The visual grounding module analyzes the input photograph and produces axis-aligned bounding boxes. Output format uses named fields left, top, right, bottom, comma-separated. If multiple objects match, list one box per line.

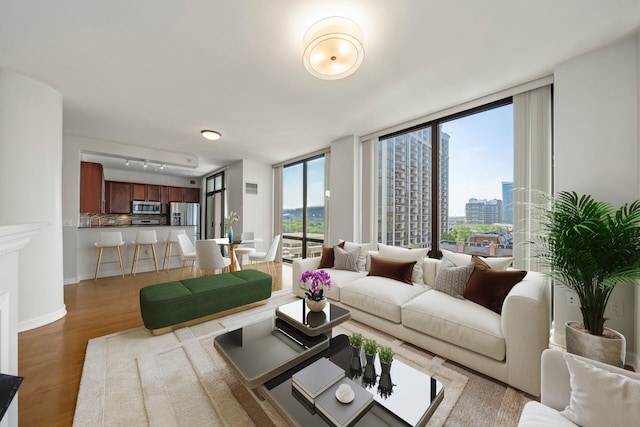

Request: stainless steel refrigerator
left=169, top=203, right=200, bottom=237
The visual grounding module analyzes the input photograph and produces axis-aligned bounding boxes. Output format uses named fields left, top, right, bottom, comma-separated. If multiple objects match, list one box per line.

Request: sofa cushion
left=560, top=353, right=640, bottom=427
left=518, top=402, right=578, bottom=427
left=434, top=258, right=474, bottom=299
left=464, top=256, right=527, bottom=314
left=378, top=243, right=429, bottom=285
left=368, top=255, right=415, bottom=285
left=402, top=290, right=506, bottom=361
left=340, top=276, right=427, bottom=323
left=441, top=249, right=513, bottom=270
left=333, top=245, right=360, bottom=272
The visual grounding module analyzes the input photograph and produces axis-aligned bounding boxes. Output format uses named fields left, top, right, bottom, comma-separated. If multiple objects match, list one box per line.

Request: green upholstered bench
left=139, top=269, right=272, bottom=335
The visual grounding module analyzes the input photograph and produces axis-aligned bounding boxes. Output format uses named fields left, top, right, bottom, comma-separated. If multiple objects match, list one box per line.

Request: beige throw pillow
left=341, top=241, right=372, bottom=272
left=560, top=353, right=640, bottom=427
left=434, top=258, right=474, bottom=299
left=441, top=248, right=513, bottom=270
left=333, top=245, right=360, bottom=272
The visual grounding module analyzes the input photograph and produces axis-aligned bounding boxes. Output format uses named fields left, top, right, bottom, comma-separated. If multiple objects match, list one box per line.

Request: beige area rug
left=73, top=290, right=531, bottom=426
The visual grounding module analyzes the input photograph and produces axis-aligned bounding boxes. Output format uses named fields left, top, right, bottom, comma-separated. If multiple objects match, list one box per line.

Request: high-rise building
left=377, top=129, right=449, bottom=248
left=502, top=181, right=513, bottom=224
left=465, top=198, right=503, bottom=224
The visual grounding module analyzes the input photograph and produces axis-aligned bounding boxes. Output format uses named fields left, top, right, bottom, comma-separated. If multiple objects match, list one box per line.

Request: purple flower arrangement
left=301, top=269, right=331, bottom=301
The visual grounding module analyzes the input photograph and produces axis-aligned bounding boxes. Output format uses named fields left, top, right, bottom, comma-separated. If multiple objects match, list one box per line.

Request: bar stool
left=94, top=231, right=125, bottom=281
left=131, top=230, right=159, bottom=277
left=162, top=229, right=186, bottom=271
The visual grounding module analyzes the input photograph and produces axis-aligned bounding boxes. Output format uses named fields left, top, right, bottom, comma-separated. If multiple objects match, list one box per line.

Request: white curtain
left=512, top=85, right=553, bottom=271
left=361, top=138, right=378, bottom=244
left=273, top=165, right=283, bottom=261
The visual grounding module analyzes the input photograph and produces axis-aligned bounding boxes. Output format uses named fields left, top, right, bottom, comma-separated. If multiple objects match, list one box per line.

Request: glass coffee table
left=214, top=298, right=350, bottom=390
left=275, top=299, right=351, bottom=337
left=260, top=335, right=444, bottom=427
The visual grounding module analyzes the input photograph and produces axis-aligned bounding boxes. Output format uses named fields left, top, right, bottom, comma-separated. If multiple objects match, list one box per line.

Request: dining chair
left=249, top=234, right=280, bottom=275
left=196, top=240, right=231, bottom=276
left=234, top=231, right=256, bottom=266
left=176, top=234, right=197, bottom=278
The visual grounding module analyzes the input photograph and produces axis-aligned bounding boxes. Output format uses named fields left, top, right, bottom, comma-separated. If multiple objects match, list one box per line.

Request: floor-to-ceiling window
left=205, top=172, right=225, bottom=240
left=378, top=98, right=514, bottom=257
left=282, top=155, right=325, bottom=262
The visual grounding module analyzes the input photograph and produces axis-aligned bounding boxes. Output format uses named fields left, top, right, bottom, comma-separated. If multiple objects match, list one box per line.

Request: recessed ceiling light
left=201, top=130, right=222, bottom=141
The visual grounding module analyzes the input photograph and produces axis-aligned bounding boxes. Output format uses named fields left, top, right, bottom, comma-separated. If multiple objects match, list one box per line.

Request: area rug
left=73, top=290, right=531, bottom=426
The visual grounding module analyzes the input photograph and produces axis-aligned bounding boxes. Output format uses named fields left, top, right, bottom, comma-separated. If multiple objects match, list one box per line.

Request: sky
left=282, top=103, right=513, bottom=214
left=441, top=104, right=513, bottom=216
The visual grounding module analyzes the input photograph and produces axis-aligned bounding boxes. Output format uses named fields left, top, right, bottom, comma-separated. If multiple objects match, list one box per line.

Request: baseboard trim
left=18, top=305, right=67, bottom=332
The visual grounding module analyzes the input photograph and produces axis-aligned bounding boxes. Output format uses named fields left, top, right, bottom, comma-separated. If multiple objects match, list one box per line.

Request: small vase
left=306, top=298, right=327, bottom=312
left=378, top=362, right=393, bottom=398
left=349, top=345, right=363, bottom=378
left=228, top=225, right=234, bottom=242
left=363, top=354, right=377, bottom=386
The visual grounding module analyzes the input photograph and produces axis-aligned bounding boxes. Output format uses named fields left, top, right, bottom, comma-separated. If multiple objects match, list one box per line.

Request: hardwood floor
left=17, top=262, right=287, bottom=427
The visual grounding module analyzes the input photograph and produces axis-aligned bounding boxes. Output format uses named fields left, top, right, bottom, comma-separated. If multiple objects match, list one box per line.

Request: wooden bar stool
left=131, top=230, right=159, bottom=277
left=94, top=231, right=125, bottom=281
left=163, top=229, right=186, bottom=271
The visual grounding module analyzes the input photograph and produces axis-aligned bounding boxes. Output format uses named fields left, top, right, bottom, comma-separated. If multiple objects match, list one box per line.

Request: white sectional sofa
left=518, top=349, right=640, bottom=426
left=292, top=250, right=550, bottom=396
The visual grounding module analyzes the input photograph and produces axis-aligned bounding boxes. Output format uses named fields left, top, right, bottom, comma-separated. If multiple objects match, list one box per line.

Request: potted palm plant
left=534, top=191, right=640, bottom=367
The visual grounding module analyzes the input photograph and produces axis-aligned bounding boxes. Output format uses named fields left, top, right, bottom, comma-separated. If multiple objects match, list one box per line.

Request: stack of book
left=292, top=357, right=344, bottom=406
left=291, top=357, right=374, bottom=426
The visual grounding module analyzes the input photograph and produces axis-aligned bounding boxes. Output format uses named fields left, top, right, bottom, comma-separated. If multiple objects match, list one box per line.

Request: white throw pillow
left=341, top=241, right=372, bottom=272
left=377, top=243, right=429, bottom=285
left=441, top=248, right=513, bottom=270
left=560, top=353, right=640, bottom=427
left=333, top=245, right=360, bottom=272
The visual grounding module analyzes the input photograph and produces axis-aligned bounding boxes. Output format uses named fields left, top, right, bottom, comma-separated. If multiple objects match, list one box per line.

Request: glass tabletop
left=213, top=317, right=329, bottom=389
left=275, top=299, right=351, bottom=336
left=263, top=335, right=444, bottom=427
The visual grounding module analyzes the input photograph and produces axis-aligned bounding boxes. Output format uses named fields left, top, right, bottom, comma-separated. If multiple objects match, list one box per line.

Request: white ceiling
left=1, top=0, right=639, bottom=177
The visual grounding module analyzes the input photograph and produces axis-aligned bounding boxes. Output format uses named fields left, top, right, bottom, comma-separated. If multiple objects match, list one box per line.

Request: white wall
left=0, top=70, right=67, bottom=332
left=241, top=159, right=273, bottom=253
left=328, top=135, right=361, bottom=245
left=554, top=34, right=639, bottom=364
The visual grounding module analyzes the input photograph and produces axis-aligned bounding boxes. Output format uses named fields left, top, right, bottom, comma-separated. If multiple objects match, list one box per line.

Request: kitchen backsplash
left=79, top=213, right=168, bottom=227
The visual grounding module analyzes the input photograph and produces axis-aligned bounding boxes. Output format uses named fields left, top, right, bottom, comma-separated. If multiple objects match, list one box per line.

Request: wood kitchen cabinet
left=105, top=181, right=132, bottom=214
left=183, top=187, right=200, bottom=203
left=132, top=184, right=161, bottom=201
left=80, top=161, right=104, bottom=213
left=168, top=186, right=183, bottom=202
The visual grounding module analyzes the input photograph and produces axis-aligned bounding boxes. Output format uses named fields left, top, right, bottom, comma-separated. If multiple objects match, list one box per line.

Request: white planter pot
left=565, top=321, right=626, bottom=368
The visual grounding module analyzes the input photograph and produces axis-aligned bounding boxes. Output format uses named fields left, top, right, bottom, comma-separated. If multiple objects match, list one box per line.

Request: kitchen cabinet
left=105, top=181, right=132, bottom=214
left=80, top=162, right=104, bottom=213
left=183, top=187, right=200, bottom=203
left=168, top=186, right=183, bottom=202
left=132, top=184, right=161, bottom=201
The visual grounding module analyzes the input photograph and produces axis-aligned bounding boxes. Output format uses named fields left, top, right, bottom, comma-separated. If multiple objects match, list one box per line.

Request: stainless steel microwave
left=132, top=200, right=162, bottom=215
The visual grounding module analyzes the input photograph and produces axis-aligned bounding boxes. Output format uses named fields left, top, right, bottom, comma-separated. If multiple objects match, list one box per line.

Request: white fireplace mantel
left=0, top=223, right=44, bottom=427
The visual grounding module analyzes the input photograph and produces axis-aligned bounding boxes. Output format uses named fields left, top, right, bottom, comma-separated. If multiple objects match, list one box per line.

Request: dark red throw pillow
left=367, top=255, right=415, bottom=285
left=318, top=241, right=345, bottom=268
left=463, top=256, right=527, bottom=314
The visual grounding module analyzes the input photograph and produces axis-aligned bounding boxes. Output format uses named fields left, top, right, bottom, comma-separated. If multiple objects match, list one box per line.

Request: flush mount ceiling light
left=303, top=16, right=364, bottom=80
left=201, top=130, right=222, bottom=141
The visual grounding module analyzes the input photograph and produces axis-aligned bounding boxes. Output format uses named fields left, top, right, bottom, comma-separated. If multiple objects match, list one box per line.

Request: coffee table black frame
left=275, top=299, right=351, bottom=337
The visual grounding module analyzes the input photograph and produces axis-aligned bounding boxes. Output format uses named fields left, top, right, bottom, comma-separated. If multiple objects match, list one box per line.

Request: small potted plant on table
left=300, top=270, right=331, bottom=312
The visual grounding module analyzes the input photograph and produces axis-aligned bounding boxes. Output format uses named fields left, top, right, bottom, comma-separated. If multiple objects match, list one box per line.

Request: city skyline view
left=283, top=104, right=513, bottom=218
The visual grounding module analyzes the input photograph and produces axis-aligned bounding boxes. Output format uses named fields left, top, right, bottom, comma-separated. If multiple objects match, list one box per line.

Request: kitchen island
left=75, top=226, right=198, bottom=281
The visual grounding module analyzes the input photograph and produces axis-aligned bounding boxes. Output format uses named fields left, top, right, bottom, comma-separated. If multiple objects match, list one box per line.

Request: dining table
left=211, top=237, right=263, bottom=272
